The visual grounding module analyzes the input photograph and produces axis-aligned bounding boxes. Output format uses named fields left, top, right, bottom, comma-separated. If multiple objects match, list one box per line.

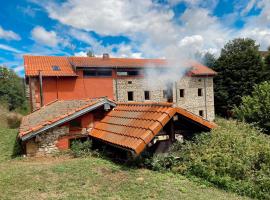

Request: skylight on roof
left=52, top=65, right=61, bottom=71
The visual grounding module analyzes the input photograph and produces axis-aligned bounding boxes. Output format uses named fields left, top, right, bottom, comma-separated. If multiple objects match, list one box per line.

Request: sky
left=0, top=0, right=270, bottom=76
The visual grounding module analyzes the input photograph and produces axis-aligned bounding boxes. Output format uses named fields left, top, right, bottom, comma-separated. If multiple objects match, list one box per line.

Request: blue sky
left=0, top=0, right=270, bottom=76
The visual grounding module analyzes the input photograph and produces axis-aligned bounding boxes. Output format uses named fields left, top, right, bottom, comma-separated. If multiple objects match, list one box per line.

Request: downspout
left=38, top=70, right=44, bottom=107
left=115, top=67, right=119, bottom=101
left=203, top=75, right=208, bottom=120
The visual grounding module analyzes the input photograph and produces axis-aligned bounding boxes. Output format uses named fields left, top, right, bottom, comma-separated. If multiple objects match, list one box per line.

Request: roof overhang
left=20, top=99, right=116, bottom=142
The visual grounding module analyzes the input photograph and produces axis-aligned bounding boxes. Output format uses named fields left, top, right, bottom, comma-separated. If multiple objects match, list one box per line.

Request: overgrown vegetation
left=234, top=81, right=270, bottom=133
left=70, top=139, right=93, bottom=157
left=0, top=127, right=246, bottom=200
left=0, top=104, right=23, bottom=128
left=149, top=118, right=270, bottom=199
left=0, top=66, right=29, bottom=113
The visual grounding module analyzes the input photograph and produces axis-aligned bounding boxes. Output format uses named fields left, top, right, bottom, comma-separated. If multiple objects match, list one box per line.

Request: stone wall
left=29, top=77, right=40, bottom=111
left=113, top=78, right=167, bottom=102
left=174, top=76, right=215, bottom=121
left=35, top=126, right=69, bottom=155
left=113, top=76, right=215, bottom=121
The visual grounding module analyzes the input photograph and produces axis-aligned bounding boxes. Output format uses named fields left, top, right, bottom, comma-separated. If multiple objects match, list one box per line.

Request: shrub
left=150, top=118, right=270, bottom=199
left=6, top=113, right=22, bottom=128
left=234, top=81, right=270, bottom=133
left=70, top=139, right=92, bottom=157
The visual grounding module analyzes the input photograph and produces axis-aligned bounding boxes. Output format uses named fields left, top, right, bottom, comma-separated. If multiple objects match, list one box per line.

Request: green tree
left=234, top=81, right=270, bottom=132
left=87, top=50, right=95, bottom=57
left=202, top=52, right=216, bottom=68
left=0, top=66, right=27, bottom=111
left=263, top=46, right=270, bottom=80
left=213, top=38, right=264, bottom=117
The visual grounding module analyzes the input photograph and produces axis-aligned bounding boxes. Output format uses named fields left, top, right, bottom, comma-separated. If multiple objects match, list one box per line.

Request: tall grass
left=151, top=118, right=270, bottom=199
left=0, top=104, right=23, bottom=128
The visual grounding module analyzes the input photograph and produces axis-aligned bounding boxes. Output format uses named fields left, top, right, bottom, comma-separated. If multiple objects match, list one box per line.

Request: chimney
left=103, top=53, right=110, bottom=59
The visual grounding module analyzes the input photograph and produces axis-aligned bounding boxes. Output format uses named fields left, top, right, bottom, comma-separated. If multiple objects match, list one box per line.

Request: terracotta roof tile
left=90, top=102, right=217, bottom=155
left=24, top=55, right=77, bottom=76
left=24, top=55, right=216, bottom=77
left=19, top=97, right=112, bottom=138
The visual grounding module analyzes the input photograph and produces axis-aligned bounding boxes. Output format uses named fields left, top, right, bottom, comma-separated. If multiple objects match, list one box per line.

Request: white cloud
left=0, top=26, right=20, bottom=40
left=36, top=0, right=270, bottom=57
left=0, top=44, right=23, bottom=53
left=74, top=51, right=87, bottom=57
left=31, top=26, right=59, bottom=47
left=13, top=66, right=24, bottom=73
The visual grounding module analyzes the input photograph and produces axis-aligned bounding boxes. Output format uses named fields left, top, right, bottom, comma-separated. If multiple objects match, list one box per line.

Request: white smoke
left=144, top=34, right=203, bottom=90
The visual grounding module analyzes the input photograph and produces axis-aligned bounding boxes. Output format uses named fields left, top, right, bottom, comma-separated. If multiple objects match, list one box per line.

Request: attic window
left=52, top=65, right=61, bottom=71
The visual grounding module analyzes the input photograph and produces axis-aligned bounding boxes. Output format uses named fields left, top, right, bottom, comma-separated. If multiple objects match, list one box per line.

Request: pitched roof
left=24, top=55, right=77, bottom=76
left=90, top=102, right=216, bottom=155
left=69, top=56, right=167, bottom=68
left=19, top=97, right=115, bottom=141
left=23, top=55, right=217, bottom=77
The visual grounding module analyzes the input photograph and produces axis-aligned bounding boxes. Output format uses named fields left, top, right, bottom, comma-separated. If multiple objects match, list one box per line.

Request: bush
left=149, top=118, right=270, bottom=199
left=70, top=139, right=92, bottom=157
left=7, top=113, right=22, bottom=128
left=234, top=81, right=270, bottom=133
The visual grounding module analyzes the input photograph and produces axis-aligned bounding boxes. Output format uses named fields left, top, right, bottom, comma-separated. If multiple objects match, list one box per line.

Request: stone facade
left=27, top=126, right=69, bottom=156
left=29, top=77, right=40, bottom=111
left=174, top=76, right=215, bottom=121
left=113, top=76, right=215, bottom=121
left=114, top=78, right=168, bottom=102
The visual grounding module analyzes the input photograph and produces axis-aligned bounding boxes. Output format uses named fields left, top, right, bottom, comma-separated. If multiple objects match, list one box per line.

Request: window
left=70, top=119, right=82, bottom=131
left=52, top=65, right=61, bottom=71
left=179, top=89, right=184, bottom=97
left=97, top=69, right=112, bottom=76
left=83, top=69, right=112, bottom=77
left=198, top=88, right=203, bottom=96
left=199, top=110, right=204, bottom=117
left=128, top=81, right=132, bottom=84
left=117, top=70, right=142, bottom=76
left=83, top=70, right=96, bottom=77
left=144, top=91, right=150, bottom=100
left=128, top=91, right=134, bottom=101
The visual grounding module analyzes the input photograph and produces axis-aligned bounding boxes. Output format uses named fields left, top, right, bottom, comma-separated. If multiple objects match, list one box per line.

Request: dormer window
left=52, top=65, right=61, bottom=71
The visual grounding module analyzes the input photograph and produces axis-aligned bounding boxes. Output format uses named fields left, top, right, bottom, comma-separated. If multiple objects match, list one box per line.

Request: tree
left=87, top=50, right=95, bottom=57
left=213, top=38, right=264, bottom=117
left=263, top=46, right=270, bottom=80
left=233, top=81, right=270, bottom=132
left=0, top=66, right=27, bottom=111
left=202, top=52, right=216, bottom=68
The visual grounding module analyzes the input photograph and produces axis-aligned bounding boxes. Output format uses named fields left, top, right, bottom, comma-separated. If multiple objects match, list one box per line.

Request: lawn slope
left=0, top=128, right=249, bottom=200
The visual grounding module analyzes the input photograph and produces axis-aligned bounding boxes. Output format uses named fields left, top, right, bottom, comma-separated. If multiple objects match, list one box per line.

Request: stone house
left=19, top=98, right=115, bottom=156
left=23, top=54, right=217, bottom=121
left=19, top=97, right=216, bottom=156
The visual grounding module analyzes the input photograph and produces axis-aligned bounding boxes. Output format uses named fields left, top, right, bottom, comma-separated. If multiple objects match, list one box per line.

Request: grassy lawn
left=0, top=128, right=250, bottom=200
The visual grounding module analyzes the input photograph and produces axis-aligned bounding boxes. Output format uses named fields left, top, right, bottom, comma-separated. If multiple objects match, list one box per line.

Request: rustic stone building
left=23, top=54, right=217, bottom=121
left=19, top=97, right=216, bottom=156
left=19, top=98, right=115, bottom=156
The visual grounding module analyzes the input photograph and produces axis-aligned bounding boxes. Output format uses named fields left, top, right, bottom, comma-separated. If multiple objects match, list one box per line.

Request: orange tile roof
left=19, top=97, right=115, bottom=139
left=188, top=61, right=217, bottom=76
left=90, top=102, right=216, bottom=155
left=24, top=55, right=216, bottom=77
left=24, top=55, right=77, bottom=76
left=69, top=56, right=168, bottom=68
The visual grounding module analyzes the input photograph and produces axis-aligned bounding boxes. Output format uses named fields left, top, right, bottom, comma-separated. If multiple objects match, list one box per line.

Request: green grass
left=0, top=127, right=249, bottom=200
left=0, top=127, right=19, bottom=162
